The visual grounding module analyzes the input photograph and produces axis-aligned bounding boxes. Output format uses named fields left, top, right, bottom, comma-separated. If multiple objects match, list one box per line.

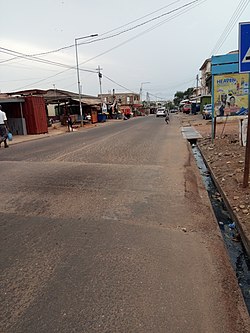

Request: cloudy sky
left=1, top=0, right=249, bottom=100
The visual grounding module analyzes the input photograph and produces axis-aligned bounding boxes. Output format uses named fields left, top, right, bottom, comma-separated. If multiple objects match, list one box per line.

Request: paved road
left=0, top=116, right=249, bottom=332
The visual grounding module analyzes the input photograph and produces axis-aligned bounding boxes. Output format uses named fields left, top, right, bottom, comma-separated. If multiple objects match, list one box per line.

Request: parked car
left=170, top=108, right=178, bottom=113
left=156, top=107, right=166, bottom=117
left=182, top=104, right=191, bottom=114
left=202, top=104, right=212, bottom=119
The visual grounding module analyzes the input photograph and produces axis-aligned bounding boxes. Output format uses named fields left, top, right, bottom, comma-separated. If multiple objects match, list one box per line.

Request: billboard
left=213, top=73, right=249, bottom=117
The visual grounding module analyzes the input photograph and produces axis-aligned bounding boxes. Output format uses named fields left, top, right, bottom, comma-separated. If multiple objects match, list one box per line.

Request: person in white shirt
left=0, top=105, right=9, bottom=148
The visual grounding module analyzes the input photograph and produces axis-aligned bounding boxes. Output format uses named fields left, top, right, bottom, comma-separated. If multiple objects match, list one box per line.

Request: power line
left=75, top=0, right=201, bottom=45
left=102, top=74, right=173, bottom=101
left=0, top=47, right=97, bottom=74
left=12, top=65, right=95, bottom=91
left=95, top=0, right=183, bottom=37
left=102, top=74, right=138, bottom=95
left=211, top=0, right=247, bottom=54
left=103, top=75, right=168, bottom=100
left=147, top=92, right=168, bottom=100
left=0, top=0, right=182, bottom=62
left=9, top=0, right=206, bottom=91
left=212, top=0, right=248, bottom=54
left=20, top=0, right=184, bottom=58
left=1, top=0, right=201, bottom=62
left=210, top=0, right=250, bottom=55
left=76, top=0, right=206, bottom=68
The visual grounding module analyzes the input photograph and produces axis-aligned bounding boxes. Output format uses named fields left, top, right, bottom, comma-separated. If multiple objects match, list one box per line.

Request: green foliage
left=173, top=87, right=194, bottom=105
left=173, top=91, right=184, bottom=105
left=165, top=100, right=175, bottom=110
left=184, top=87, right=194, bottom=99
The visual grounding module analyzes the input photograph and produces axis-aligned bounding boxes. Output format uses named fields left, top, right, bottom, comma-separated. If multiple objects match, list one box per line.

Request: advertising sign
left=213, top=73, right=249, bottom=117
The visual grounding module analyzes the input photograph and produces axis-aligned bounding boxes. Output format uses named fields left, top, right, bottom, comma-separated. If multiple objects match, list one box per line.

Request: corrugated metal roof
left=72, top=98, right=101, bottom=105
left=0, top=96, right=25, bottom=103
left=7, top=89, right=101, bottom=104
left=8, top=89, right=47, bottom=96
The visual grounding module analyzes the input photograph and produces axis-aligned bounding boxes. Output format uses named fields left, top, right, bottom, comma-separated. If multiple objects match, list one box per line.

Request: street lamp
left=140, top=82, right=150, bottom=102
left=75, top=33, right=98, bottom=127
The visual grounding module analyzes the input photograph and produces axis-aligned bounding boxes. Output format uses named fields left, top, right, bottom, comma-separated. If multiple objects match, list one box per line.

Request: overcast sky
left=1, top=0, right=249, bottom=100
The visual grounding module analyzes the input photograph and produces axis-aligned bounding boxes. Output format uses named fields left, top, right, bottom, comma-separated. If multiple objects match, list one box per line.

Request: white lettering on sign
left=242, top=47, right=250, bottom=63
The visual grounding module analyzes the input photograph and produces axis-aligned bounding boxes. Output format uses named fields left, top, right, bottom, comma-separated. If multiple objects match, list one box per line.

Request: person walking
left=165, top=110, right=170, bottom=124
left=0, top=105, right=9, bottom=148
left=67, top=114, right=73, bottom=132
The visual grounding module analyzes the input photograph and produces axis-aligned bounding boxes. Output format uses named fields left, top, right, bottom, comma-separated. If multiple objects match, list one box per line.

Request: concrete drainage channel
left=190, top=142, right=250, bottom=313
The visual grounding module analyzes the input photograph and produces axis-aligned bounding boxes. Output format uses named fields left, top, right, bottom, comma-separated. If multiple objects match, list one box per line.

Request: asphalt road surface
left=0, top=115, right=249, bottom=332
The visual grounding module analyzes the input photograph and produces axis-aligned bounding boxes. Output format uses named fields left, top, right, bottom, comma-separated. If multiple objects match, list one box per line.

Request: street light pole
left=75, top=34, right=98, bottom=127
left=140, top=82, right=150, bottom=102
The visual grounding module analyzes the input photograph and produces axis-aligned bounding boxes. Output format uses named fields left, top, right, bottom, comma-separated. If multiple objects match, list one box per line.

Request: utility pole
left=75, top=33, right=98, bottom=127
left=97, top=65, right=103, bottom=112
left=97, top=65, right=103, bottom=100
left=140, top=82, right=150, bottom=102
left=196, top=74, right=199, bottom=97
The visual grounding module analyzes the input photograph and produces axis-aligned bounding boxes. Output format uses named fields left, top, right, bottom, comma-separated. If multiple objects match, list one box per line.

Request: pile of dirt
left=179, top=114, right=250, bottom=230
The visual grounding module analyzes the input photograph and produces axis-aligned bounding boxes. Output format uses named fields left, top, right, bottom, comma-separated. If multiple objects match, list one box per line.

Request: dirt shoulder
left=179, top=113, right=250, bottom=253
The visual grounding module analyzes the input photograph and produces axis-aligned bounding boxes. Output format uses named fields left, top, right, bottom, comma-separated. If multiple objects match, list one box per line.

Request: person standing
left=0, top=105, right=9, bottom=148
left=165, top=110, right=170, bottom=124
left=67, top=114, right=73, bottom=132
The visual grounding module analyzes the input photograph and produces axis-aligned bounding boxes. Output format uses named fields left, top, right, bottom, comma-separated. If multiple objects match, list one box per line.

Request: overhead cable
left=12, top=0, right=206, bottom=90
left=0, top=47, right=97, bottom=73
left=1, top=0, right=201, bottom=62
left=210, top=0, right=250, bottom=55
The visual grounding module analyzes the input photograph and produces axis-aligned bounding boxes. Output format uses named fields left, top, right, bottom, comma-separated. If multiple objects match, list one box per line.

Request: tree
left=173, top=87, right=194, bottom=105
left=173, top=91, right=184, bottom=106
left=165, top=100, right=175, bottom=110
left=183, top=87, right=194, bottom=100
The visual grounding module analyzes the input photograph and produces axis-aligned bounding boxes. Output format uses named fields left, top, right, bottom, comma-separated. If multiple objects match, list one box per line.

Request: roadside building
left=41, top=89, right=101, bottom=123
left=0, top=93, right=47, bottom=135
left=199, top=58, right=212, bottom=96
left=1, top=89, right=102, bottom=135
left=99, top=91, right=143, bottom=118
left=199, top=58, right=212, bottom=112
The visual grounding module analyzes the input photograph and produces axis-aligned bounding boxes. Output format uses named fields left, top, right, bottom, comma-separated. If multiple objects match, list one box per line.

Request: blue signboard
left=239, top=22, right=250, bottom=73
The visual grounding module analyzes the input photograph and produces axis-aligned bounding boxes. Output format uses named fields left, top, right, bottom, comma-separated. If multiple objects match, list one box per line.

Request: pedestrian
left=67, top=114, right=73, bottom=132
left=165, top=111, right=170, bottom=124
left=0, top=105, right=9, bottom=148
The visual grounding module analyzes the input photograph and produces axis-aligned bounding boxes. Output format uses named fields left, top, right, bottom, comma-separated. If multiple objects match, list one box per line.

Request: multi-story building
left=100, top=92, right=139, bottom=105
left=99, top=91, right=142, bottom=116
left=199, top=58, right=212, bottom=96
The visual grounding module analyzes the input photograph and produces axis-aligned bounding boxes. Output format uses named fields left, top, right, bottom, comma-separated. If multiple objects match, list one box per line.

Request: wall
left=23, top=96, right=48, bottom=134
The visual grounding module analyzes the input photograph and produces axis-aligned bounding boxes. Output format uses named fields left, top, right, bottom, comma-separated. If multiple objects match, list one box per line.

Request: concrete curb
left=198, top=143, right=250, bottom=257
left=186, top=142, right=223, bottom=239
